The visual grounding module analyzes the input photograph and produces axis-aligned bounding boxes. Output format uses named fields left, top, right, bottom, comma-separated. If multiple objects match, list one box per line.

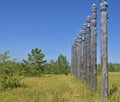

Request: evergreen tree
left=56, top=54, right=70, bottom=75
left=22, top=48, right=46, bottom=76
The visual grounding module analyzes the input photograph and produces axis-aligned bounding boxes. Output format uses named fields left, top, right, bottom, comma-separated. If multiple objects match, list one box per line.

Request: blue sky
left=0, top=0, right=119, bottom=63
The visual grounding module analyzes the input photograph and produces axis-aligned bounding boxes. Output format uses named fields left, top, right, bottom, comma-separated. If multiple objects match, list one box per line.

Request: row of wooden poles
left=71, top=0, right=108, bottom=99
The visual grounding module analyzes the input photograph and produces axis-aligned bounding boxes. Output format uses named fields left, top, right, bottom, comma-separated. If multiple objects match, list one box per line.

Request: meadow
left=0, top=72, right=120, bottom=102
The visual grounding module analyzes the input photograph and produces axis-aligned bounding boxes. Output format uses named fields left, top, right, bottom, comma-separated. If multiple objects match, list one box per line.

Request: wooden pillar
left=100, top=0, right=108, bottom=98
left=71, top=43, right=76, bottom=76
left=76, top=36, right=80, bottom=78
left=76, top=33, right=82, bottom=79
left=79, top=31, right=83, bottom=79
left=80, top=30, right=84, bottom=80
left=82, top=24, right=87, bottom=81
left=77, top=36, right=80, bottom=79
left=86, top=16, right=91, bottom=85
left=91, top=4, right=97, bottom=91
left=71, top=44, right=74, bottom=75
left=74, top=40, right=78, bottom=77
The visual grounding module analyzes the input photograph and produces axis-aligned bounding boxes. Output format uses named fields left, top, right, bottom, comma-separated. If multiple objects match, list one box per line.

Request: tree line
left=0, top=48, right=70, bottom=90
left=0, top=48, right=119, bottom=90
left=97, top=63, right=120, bottom=73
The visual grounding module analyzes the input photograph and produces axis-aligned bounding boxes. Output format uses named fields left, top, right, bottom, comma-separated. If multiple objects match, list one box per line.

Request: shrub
left=0, top=51, right=23, bottom=90
left=0, top=75, right=23, bottom=90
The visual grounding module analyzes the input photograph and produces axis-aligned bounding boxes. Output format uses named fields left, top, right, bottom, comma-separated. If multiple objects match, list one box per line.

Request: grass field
left=0, top=72, right=120, bottom=102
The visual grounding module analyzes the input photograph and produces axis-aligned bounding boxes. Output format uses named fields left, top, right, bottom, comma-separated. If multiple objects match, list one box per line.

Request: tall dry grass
left=0, top=72, right=120, bottom=102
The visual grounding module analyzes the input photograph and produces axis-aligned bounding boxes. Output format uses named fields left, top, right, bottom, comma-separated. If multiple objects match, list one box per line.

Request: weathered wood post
left=91, top=4, right=97, bottom=91
left=82, top=24, right=87, bottom=81
left=75, top=36, right=80, bottom=78
left=76, top=34, right=82, bottom=79
left=71, top=44, right=75, bottom=75
left=79, top=31, right=83, bottom=79
left=100, top=0, right=108, bottom=98
left=73, top=39, right=78, bottom=77
left=80, top=30, right=84, bottom=80
left=71, top=42, right=76, bottom=76
left=86, top=16, right=91, bottom=85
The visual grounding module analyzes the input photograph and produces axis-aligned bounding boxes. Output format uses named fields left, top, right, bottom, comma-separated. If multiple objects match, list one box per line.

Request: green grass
left=0, top=72, right=120, bottom=102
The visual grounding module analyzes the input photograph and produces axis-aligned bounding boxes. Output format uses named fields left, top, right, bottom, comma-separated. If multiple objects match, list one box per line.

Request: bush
left=0, top=75, right=23, bottom=90
left=0, top=62, right=23, bottom=90
left=43, top=55, right=70, bottom=75
left=0, top=51, right=23, bottom=90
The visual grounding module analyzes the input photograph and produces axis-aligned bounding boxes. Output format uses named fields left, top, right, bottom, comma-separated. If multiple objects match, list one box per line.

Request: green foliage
left=56, top=54, right=70, bottom=75
left=0, top=51, right=10, bottom=63
left=44, top=54, right=70, bottom=75
left=22, top=48, right=46, bottom=76
left=20, top=64, right=43, bottom=76
left=108, top=63, right=120, bottom=72
left=0, top=51, right=22, bottom=90
left=97, top=63, right=120, bottom=73
left=0, top=75, right=22, bottom=90
left=108, top=63, right=115, bottom=72
left=27, top=48, right=46, bottom=66
left=0, top=49, right=70, bottom=77
left=111, top=63, right=120, bottom=72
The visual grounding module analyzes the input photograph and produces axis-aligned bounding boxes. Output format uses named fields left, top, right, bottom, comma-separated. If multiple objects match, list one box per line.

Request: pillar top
left=92, top=4, right=97, bottom=12
left=92, top=3, right=96, bottom=6
left=86, top=16, right=90, bottom=24
left=100, top=0, right=108, bottom=12
left=100, top=0, right=106, bottom=3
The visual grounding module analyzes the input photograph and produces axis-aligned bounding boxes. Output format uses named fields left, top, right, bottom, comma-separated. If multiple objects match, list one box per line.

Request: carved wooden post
left=76, top=35, right=81, bottom=79
left=86, top=16, right=91, bottom=85
left=100, top=0, right=108, bottom=98
left=79, top=31, right=83, bottom=79
left=71, top=44, right=74, bottom=75
left=91, top=4, right=97, bottom=91
left=80, top=30, right=84, bottom=80
left=72, top=43, right=76, bottom=76
left=82, top=24, right=87, bottom=81
left=74, top=40, right=78, bottom=77
left=75, top=36, right=80, bottom=78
